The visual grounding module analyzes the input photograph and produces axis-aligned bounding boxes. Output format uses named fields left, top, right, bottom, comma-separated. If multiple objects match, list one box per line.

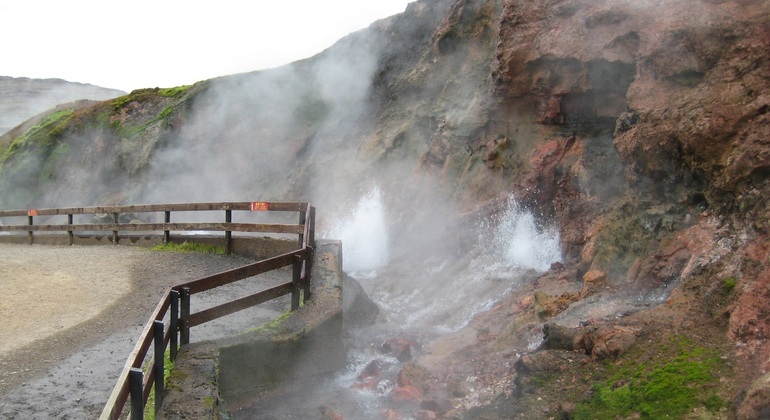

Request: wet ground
left=0, top=243, right=290, bottom=419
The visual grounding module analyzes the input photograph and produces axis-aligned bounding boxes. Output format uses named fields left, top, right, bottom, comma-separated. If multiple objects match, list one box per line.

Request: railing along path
left=0, top=201, right=316, bottom=420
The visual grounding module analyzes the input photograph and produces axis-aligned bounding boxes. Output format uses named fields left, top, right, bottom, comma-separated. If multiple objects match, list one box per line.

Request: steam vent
left=0, top=0, right=769, bottom=418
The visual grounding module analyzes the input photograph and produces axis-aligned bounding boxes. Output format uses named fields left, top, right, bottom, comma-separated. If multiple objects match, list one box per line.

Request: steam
left=333, top=191, right=562, bottom=332
left=323, top=187, right=390, bottom=278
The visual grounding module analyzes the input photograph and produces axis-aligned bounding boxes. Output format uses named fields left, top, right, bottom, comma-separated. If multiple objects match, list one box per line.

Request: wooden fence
left=0, top=201, right=316, bottom=420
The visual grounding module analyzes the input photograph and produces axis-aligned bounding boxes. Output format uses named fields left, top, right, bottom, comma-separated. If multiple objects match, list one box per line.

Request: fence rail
left=0, top=201, right=316, bottom=420
left=0, top=201, right=309, bottom=254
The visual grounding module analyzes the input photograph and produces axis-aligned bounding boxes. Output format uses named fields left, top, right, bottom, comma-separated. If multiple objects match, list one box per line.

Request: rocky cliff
left=0, top=76, right=124, bottom=136
left=1, top=0, right=769, bottom=418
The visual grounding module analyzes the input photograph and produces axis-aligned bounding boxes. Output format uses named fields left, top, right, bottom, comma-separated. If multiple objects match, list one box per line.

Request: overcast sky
left=1, top=1, right=413, bottom=92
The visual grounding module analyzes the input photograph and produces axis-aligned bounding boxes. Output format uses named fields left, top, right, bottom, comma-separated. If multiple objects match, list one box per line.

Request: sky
left=0, top=0, right=414, bottom=93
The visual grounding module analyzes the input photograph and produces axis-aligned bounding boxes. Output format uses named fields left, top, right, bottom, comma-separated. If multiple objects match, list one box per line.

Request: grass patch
left=158, top=85, right=193, bottom=97
left=1, top=109, right=74, bottom=165
left=574, top=336, right=727, bottom=419
left=723, top=277, right=737, bottom=293
left=143, top=350, right=175, bottom=419
left=151, top=241, right=226, bottom=255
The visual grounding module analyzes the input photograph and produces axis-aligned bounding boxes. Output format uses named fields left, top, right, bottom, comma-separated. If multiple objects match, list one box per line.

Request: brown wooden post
left=67, top=213, right=74, bottom=245
left=112, top=213, right=119, bottom=245
left=153, top=320, right=165, bottom=414
left=170, top=290, right=179, bottom=362
left=225, top=209, right=232, bottom=255
left=27, top=215, right=33, bottom=245
left=129, top=367, right=144, bottom=420
left=298, top=210, right=306, bottom=248
left=180, top=287, right=191, bottom=345
left=163, top=211, right=171, bottom=243
left=308, top=206, right=316, bottom=246
left=304, top=246, right=314, bottom=303
left=291, top=255, right=302, bottom=310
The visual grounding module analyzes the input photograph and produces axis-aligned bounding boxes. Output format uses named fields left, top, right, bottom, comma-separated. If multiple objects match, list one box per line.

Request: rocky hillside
left=1, top=0, right=769, bottom=418
left=0, top=76, right=124, bottom=136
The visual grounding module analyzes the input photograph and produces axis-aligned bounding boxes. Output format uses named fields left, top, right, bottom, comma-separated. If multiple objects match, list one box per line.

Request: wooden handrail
left=0, top=201, right=318, bottom=420
left=0, top=201, right=311, bottom=252
left=0, top=201, right=308, bottom=217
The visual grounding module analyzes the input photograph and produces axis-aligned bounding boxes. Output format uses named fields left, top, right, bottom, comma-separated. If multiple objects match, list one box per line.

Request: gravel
left=0, top=243, right=291, bottom=419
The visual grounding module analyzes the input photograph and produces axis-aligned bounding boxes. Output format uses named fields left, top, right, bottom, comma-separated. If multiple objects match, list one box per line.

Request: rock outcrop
left=0, top=0, right=768, bottom=417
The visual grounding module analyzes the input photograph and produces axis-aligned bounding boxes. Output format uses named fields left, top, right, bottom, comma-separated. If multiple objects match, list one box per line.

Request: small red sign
left=27, top=209, right=39, bottom=217
left=250, top=202, right=270, bottom=211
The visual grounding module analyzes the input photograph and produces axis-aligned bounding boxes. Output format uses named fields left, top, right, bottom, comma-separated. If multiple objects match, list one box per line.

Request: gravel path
left=0, top=243, right=291, bottom=419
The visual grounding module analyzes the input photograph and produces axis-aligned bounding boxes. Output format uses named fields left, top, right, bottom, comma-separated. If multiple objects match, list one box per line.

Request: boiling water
left=239, top=190, right=564, bottom=418
left=324, top=187, right=390, bottom=279
left=327, top=190, right=562, bottom=332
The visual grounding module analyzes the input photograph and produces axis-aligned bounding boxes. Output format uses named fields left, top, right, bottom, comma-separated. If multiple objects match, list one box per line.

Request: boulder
left=514, top=350, right=577, bottom=374
left=583, top=325, right=637, bottom=360
left=541, top=323, right=584, bottom=351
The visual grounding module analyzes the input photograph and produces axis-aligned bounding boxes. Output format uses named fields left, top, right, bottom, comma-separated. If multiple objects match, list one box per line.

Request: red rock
left=358, top=359, right=386, bottom=380
left=382, top=338, right=415, bottom=362
left=392, top=385, right=423, bottom=402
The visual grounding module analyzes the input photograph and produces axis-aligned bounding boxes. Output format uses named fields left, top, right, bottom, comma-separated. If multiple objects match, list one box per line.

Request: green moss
left=243, top=311, right=293, bottom=336
left=151, top=241, right=226, bottom=255
left=158, top=85, right=193, bottom=97
left=1, top=109, right=74, bottom=163
left=574, top=336, right=727, bottom=419
left=723, top=277, right=737, bottom=293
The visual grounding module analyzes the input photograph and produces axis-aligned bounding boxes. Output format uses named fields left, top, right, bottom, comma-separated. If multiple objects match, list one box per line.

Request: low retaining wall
left=158, top=239, right=350, bottom=419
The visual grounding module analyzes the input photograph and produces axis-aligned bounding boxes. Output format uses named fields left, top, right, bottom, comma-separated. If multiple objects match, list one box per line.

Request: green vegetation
left=723, top=277, right=737, bottom=293
left=143, top=350, right=175, bottom=419
left=108, top=85, right=192, bottom=140
left=244, top=311, right=293, bottom=336
left=0, top=109, right=74, bottom=166
left=574, top=336, right=727, bottom=419
left=151, top=241, right=226, bottom=255
left=157, top=85, right=193, bottom=97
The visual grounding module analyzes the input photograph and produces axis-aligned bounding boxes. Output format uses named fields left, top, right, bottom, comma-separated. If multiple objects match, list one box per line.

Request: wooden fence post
left=27, top=214, right=33, bottom=245
left=170, top=290, right=179, bottom=361
left=129, top=367, right=144, bottom=420
left=153, top=320, right=165, bottom=414
left=67, top=214, right=74, bottom=245
left=298, top=210, right=306, bottom=248
left=304, top=246, right=314, bottom=303
left=180, top=287, right=191, bottom=345
left=225, top=209, right=232, bottom=255
left=163, top=211, right=171, bottom=243
left=308, top=206, right=316, bottom=246
left=112, top=213, right=119, bottom=245
left=292, top=255, right=302, bottom=310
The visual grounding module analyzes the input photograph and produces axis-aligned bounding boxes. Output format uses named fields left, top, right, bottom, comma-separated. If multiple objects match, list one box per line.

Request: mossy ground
left=151, top=241, right=226, bottom=255
left=573, top=335, right=728, bottom=419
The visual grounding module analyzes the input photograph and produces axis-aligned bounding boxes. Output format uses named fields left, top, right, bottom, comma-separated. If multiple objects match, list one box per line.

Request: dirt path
left=0, top=243, right=290, bottom=419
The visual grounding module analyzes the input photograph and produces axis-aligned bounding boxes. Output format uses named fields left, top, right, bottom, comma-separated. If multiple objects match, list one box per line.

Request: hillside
left=0, top=76, right=124, bottom=136
left=1, top=0, right=769, bottom=418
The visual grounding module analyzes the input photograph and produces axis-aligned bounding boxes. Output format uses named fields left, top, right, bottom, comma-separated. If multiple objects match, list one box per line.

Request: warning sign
left=250, top=202, right=270, bottom=211
left=27, top=209, right=39, bottom=217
